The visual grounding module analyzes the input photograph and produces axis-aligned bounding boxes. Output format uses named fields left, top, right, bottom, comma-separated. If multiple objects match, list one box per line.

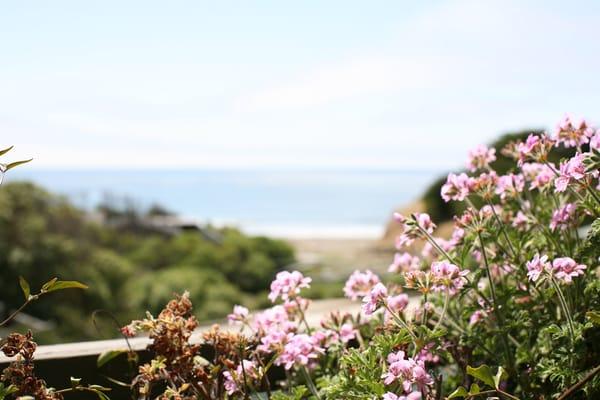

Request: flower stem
left=550, top=276, right=576, bottom=343
left=433, top=287, right=450, bottom=332
left=300, top=366, right=321, bottom=400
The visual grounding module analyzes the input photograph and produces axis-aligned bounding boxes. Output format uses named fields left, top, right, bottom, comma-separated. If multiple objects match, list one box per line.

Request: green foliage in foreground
left=0, top=182, right=295, bottom=343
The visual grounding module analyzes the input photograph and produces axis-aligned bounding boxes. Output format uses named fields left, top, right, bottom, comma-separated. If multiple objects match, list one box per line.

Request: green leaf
left=41, top=278, right=58, bottom=291
left=44, top=280, right=88, bottom=292
left=97, top=349, right=127, bottom=368
left=18, top=277, right=30, bottom=300
left=586, top=311, right=600, bottom=325
left=469, top=383, right=481, bottom=394
left=448, top=386, right=468, bottom=398
left=467, top=364, right=495, bottom=388
left=5, top=159, right=33, bottom=171
left=494, top=366, right=508, bottom=389
left=0, top=146, right=13, bottom=157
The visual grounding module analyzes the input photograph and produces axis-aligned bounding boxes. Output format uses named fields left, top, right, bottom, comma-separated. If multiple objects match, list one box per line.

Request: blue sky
left=2, top=0, right=600, bottom=169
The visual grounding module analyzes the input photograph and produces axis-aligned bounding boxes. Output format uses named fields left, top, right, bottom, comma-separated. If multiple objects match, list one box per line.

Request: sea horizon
left=8, top=167, right=443, bottom=239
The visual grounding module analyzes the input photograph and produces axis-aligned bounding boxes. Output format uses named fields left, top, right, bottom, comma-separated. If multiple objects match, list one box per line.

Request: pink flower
left=550, top=203, right=577, bottom=231
left=495, top=173, right=525, bottom=200
left=343, top=270, right=381, bottom=300
left=467, top=144, right=496, bottom=172
left=552, top=257, right=586, bottom=284
left=253, top=305, right=294, bottom=333
left=450, top=227, right=465, bottom=246
left=362, top=283, right=388, bottom=315
left=469, top=310, right=487, bottom=326
left=120, top=324, right=137, bottom=338
left=526, top=254, right=550, bottom=282
left=224, top=360, right=261, bottom=395
left=430, top=261, right=468, bottom=295
left=276, top=333, right=324, bottom=370
left=382, top=350, right=433, bottom=393
left=470, top=171, right=498, bottom=199
left=512, top=211, right=529, bottom=230
left=268, top=271, right=311, bottom=303
left=554, top=115, right=594, bottom=148
left=387, top=294, right=409, bottom=313
left=555, top=153, right=587, bottom=193
left=394, top=213, right=436, bottom=249
left=590, top=131, right=600, bottom=150
left=517, top=134, right=555, bottom=165
left=521, top=162, right=555, bottom=190
left=441, top=173, right=473, bottom=202
left=383, top=392, right=421, bottom=400
left=339, top=323, right=356, bottom=343
left=227, top=305, right=249, bottom=324
left=389, top=252, right=420, bottom=273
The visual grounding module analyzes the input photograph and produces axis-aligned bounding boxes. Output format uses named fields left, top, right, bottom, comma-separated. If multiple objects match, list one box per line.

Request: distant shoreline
left=241, top=223, right=384, bottom=240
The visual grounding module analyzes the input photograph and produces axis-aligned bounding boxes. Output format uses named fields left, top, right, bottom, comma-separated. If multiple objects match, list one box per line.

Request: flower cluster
left=382, top=350, right=433, bottom=394
left=268, top=270, right=312, bottom=302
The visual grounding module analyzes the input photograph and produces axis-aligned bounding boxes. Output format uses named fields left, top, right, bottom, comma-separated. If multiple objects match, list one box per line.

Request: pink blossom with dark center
left=552, top=257, right=586, bottom=284
left=441, top=172, right=473, bottom=202
left=555, top=153, right=587, bottom=192
left=430, top=261, right=468, bottom=295
left=554, top=115, right=594, bottom=148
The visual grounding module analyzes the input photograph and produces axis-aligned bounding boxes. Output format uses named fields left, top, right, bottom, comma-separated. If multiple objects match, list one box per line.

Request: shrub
left=117, top=115, right=600, bottom=399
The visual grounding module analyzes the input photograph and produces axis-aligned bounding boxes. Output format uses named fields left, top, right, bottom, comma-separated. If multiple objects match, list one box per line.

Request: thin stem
left=478, top=231, right=514, bottom=371
left=488, top=200, right=518, bottom=261
left=413, top=220, right=457, bottom=265
left=557, top=364, right=600, bottom=400
left=0, top=298, right=33, bottom=327
left=383, top=303, right=418, bottom=341
left=550, top=276, right=576, bottom=343
left=433, top=287, right=450, bottom=332
left=300, top=366, right=321, bottom=400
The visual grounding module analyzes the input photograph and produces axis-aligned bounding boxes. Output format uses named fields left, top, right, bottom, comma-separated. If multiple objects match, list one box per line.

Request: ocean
left=8, top=169, right=442, bottom=239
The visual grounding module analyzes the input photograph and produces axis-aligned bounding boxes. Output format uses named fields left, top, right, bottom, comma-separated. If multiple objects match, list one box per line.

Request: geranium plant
left=118, top=115, right=600, bottom=398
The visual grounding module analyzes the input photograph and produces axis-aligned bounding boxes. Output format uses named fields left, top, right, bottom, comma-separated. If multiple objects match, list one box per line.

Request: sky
left=2, top=0, right=600, bottom=169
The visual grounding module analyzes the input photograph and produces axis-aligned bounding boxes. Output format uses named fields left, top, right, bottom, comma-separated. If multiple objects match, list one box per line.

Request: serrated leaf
left=18, top=277, right=30, bottom=300
left=448, top=386, right=468, bottom=398
left=44, top=280, right=88, bottom=292
left=5, top=159, right=33, bottom=171
left=97, top=349, right=127, bottom=368
left=467, top=364, right=495, bottom=388
left=494, top=366, right=508, bottom=389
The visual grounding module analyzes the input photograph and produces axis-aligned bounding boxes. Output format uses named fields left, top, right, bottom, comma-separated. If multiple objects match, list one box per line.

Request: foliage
left=0, top=181, right=294, bottom=342
left=112, top=117, right=600, bottom=399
